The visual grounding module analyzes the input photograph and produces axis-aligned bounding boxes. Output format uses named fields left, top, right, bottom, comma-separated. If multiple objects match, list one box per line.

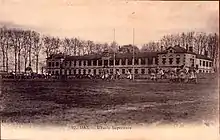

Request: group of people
left=99, top=70, right=122, bottom=81
left=70, top=66, right=198, bottom=83
left=87, top=69, right=130, bottom=81
left=86, top=66, right=198, bottom=83
left=55, top=65, right=198, bottom=83
left=149, top=66, right=198, bottom=83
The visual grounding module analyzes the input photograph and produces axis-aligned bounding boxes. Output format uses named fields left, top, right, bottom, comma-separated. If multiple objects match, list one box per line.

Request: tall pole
left=113, top=28, right=116, bottom=76
left=113, top=28, right=116, bottom=42
left=132, top=28, right=135, bottom=81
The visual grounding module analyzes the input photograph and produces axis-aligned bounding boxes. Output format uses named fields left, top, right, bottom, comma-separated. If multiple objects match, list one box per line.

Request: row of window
left=162, top=58, right=181, bottom=65
left=199, top=60, right=212, bottom=67
left=199, top=70, right=212, bottom=73
left=48, top=62, right=60, bottom=67
left=48, top=58, right=158, bottom=67
left=48, top=59, right=213, bottom=68
left=162, top=54, right=180, bottom=58
left=48, top=68, right=149, bottom=75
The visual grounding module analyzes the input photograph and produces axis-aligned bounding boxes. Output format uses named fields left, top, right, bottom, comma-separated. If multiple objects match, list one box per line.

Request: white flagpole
left=113, top=28, right=116, bottom=77
left=132, top=28, right=135, bottom=81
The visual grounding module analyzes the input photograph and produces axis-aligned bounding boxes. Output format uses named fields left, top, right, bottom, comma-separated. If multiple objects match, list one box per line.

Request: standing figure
left=89, top=71, right=94, bottom=80
left=105, top=71, right=109, bottom=80
left=101, top=70, right=105, bottom=80
left=150, top=69, right=157, bottom=81
left=178, top=69, right=186, bottom=83
left=127, top=70, right=132, bottom=80
left=157, top=68, right=164, bottom=80
left=169, top=70, right=175, bottom=82
left=187, top=68, right=197, bottom=83
left=116, top=70, right=121, bottom=80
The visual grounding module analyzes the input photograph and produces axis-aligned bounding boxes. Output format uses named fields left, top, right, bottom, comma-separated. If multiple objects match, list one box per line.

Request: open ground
left=0, top=74, right=218, bottom=127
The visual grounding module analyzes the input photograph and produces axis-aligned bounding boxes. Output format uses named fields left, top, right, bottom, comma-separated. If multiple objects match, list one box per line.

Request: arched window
left=98, top=60, right=102, bottom=66
left=78, top=60, right=82, bottom=66
left=169, top=55, right=173, bottom=64
left=83, top=60, right=86, bottom=66
left=128, top=59, right=132, bottom=65
left=141, top=58, right=145, bottom=65
left=176, top=55, right=180, bottom=64
left=134, top=59, right=139, bottom=65
left=109, top=59, right=113, bottom=66
left=148, top=58, right=153, bottom=65
left=121, top=59, right=126, bottom=65
left=93, top=60, right=97, bottom=66
left=162, top=58, right=166, bottom=65
left=115, top=59, right=120, bottom=65
left=169, top=58, right=173, bottom=64
left=88, top=60, right=91, bottom=66
left=162, top=55, right=166, bottom=65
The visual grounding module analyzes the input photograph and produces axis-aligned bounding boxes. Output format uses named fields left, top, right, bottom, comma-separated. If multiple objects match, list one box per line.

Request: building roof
left=46, top=53, right=65, bottom=60
left=65, top=54, right=102, bottom=60
left=115, top=52, right=157, bottom=59
left=118, top=44, right=140, bottom=53
left=63, top=52, right=158, bottom=61
left=158, top=45, right=196, bottom=54
left=173, top=46, right=187, bottom=53
left=46, top=45, right=213, bottom=61
left=196, top=54, right=213, bottom=61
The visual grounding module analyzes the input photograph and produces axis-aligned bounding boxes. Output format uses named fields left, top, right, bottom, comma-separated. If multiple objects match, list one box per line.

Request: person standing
left=127, top=70, right=132, bottom=80
left=116, top=70, right=121, bottom=80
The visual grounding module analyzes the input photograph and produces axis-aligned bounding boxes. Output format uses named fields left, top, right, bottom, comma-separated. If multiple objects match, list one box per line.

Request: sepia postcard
left=0, top=0, right=219, bottom=140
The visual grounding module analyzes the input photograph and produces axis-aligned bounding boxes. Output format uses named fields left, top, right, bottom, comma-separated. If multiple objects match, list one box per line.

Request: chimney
left=161, top=46, right=164, bottom=52
left=186, top=44, right=189, bottom=51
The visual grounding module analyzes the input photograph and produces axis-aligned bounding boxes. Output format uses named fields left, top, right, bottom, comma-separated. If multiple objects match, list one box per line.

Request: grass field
left=0, top=75, right=218, bottom=127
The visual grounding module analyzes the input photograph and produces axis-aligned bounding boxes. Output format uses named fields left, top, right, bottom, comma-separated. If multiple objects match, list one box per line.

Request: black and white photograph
left=0, top=0, right=219, bottom=140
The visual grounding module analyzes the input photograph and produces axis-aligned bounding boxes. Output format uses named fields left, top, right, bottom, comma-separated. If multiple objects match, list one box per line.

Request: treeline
left=0, top=27, right=219, bottom=74
left=141, top=32, right=219, bottom=60
left=0, top=27, right=119, bottom=74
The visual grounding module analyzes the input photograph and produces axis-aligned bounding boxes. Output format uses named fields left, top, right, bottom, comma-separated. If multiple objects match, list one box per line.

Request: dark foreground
left=0, top=75, right=218, bottom=126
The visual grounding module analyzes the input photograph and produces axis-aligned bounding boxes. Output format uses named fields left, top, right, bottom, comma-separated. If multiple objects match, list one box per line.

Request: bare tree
left=68, top=38, right=83, bottom=56
left=207, top=33, right=219, bottom=70
left=80, top=40, right=87, bottom=55
left=15, top=29, right=25, bottom=73
left=141, top=41, right=157, bottom=52
left=5, top=29, right=11, bottom=72
left=25, top=30, right=33, bottom=67
left=8, top=29, right=19, bottom=74
left=0, top=27, right=12, bottom=72
left=32, top=31, right=42, bottom=73
left=22, top=30, right=30, bottom=71
left=70, top=38, right=80, bottom=56
left=109, top=41, right=119, bottom=53
left=0, top=27, right=6, bottom=71
left=86, top=40, right=95, bottom=54
left=76, top=39, right=82, bottom=56
left=62, top=38, right=71, bottom=55
left=43, top=36, right=60, bottom=58
left=94, top=43, right=103, bottom=54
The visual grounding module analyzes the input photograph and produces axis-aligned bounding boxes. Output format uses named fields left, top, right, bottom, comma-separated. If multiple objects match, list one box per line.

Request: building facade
left=46, top=45, right=214, bottom=77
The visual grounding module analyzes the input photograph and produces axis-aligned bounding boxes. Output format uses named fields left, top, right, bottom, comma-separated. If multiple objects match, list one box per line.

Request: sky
left=0, top=0, right=219, bottom=46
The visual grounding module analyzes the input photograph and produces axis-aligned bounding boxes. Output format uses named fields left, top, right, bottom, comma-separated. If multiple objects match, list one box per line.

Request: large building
left=46, top=45, right=214, bottom=77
